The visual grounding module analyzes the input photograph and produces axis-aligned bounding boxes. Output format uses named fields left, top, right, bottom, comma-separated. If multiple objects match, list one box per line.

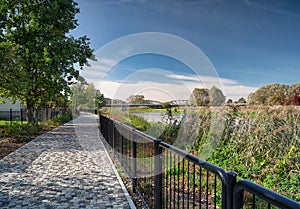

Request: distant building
left=0, top=98, right=25, bottom=120
left=0, top=98, right=24, bottom=111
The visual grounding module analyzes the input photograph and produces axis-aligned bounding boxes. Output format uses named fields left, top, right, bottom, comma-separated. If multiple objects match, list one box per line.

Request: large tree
left=0, top=0, right=94, bottom=122
left=71, top=80, right=106, bottom=109
left=289, top=82, right=300, bottom=105
left=247, top=84, right=289, bottom=106
left=189, top=88, right=210, bottom=106
left=190, top=86, right=225, bottom=106
left=209, top=86, right=225, bottom=106
left=126, top=95, right=146, bottom=104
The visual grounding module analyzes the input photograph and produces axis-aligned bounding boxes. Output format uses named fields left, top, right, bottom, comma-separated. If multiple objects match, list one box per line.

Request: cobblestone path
left=0, top=112, right=135, bottom=209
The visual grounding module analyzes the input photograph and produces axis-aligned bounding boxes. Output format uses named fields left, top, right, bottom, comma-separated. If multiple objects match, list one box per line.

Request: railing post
left=121, top=131, right=124, bottom=167
left=132, top=129, right=137, bottom=192
left=154, top=139, right=163, bottom=209
left=111, top=121, right=113, bottom=146
left=233, top=186, right=244, bottom=209
left=99, top=114, right=102, bottom=133
left=109, top=121, right=113, bottom=146
left=226, top=171, right=237, bottom=209
left=20, top=108, right=23, bottom=123
left=111, top=121, right=116, bottom=153
left=10, top=108, right=12, bottom=126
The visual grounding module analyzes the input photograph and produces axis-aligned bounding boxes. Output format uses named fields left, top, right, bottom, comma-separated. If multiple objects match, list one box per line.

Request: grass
left=129, top=107, right=184, bottom=114
left=0, top=112, right=73, bottom=159
left=124, top=106, right=300, bottom=202
left=129, top=108, right=164, bottom=113
left=0, top=120, right=27, bottom=126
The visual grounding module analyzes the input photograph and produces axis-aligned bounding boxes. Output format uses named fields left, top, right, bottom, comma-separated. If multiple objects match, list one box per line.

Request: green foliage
left=248, top=82, right=300, bottom=106
left=0, top=0, right=94, bottom=123
left=206, top=107, right=300, bottom=201
left=226, top=99, right=233, bottom=104
left=71, top=81, right=106, bottom=109
left=3, top=123, right=42, bottom=142
left=126, top=95, right=147, bottom=104
left=190, top=86, right=225, bottom=106
left=190, top=88, right=210, bottom=106
left=48, top=112, right=73, bottom=126
left=162, top=102, right=172, bottom=109
left=128, top=115, right=151, bottom=131
left=1, top=112, right=72, bottom=143
left=209, top=86, right=226, bottom=106
left=129, top=108, right=164, bottom=113
left=135, top=106, right=300, bottom=201
left=237, top=97, right=247, bottom=103
left=95, top=90, right=106, bottom=109
left=0, top=120, right=27, bottom=126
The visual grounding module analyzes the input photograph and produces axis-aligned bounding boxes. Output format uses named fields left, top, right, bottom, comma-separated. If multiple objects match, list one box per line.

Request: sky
left=70, top=0, right=300, bottom=102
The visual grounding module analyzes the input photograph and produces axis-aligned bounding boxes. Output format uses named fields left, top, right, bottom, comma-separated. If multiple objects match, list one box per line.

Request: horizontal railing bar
left=233, top=180, right=300, bottom=209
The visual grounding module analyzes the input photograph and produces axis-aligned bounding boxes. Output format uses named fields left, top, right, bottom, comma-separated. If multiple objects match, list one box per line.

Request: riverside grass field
left=102, top=105, right=300, bottom=202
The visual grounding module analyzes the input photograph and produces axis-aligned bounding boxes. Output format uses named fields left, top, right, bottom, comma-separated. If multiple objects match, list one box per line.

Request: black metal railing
left=99, top=114, right=300, bottom=209
left=233, top=180, right=300, bottom=209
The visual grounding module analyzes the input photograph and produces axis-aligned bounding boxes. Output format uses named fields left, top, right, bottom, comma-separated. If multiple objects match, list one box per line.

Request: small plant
left=48, top=112, right=73, bottom=126
left=129, top=115, right=151, bottom=131
left=3, top=123, right=42, bottom=143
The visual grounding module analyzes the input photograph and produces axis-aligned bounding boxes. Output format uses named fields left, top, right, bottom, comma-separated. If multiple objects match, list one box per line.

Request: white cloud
left=83, top=72, right=258, bottom=102
left=98, top=80, right=193, bottom=102
left=81, top=61, right=258, bottom=102
left=80, top=57, right=118, bottom=80
left=223, top=85, right=258, bottom=100
left=166, top=74, right=239, bottom=85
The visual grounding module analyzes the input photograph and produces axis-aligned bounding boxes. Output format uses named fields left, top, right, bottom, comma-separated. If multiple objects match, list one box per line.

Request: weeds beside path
left=0, top=112, right=73, bottom=160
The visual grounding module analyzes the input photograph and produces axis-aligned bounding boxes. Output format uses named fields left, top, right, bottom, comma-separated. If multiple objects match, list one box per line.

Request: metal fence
left=233, top=180, right=300, bottom=209
left=99, top=114, right=300, bottom=209
left=0, top=109, right=26, bottom=122
left=0, top=108, right=61, bottom=125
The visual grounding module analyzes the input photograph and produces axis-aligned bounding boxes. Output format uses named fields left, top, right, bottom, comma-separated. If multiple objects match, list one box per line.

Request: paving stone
left=0, top=112, right=135, bottom=209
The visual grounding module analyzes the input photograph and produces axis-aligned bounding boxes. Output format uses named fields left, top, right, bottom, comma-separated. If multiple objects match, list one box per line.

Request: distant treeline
left=248, top=82, right=300, bottom=106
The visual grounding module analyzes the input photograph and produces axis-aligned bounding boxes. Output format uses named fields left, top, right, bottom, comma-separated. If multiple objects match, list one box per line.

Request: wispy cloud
left=245, top=0, right=300, bottom=17
left=80, top=57, right=118, bottom=80
left=82, top=70, right=258, bottom=102
left=166, top=74, right=239, bottom=85
left=108, top=0, right=147, bottom=4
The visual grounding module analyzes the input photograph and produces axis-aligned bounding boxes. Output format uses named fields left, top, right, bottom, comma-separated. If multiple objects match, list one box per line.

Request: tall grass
left=107, top=106, right=300, bottom=201
left=168, top=106, right=299, bottom=201
left=207, top=106, right=299, bottom=201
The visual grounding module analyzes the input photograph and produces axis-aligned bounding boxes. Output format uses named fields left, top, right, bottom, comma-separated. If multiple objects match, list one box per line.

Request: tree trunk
left=27, top=104, right=38, bottom=123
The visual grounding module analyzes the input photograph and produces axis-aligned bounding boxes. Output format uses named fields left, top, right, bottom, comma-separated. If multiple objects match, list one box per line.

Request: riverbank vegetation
left=106, top=105, right=299, bottom=201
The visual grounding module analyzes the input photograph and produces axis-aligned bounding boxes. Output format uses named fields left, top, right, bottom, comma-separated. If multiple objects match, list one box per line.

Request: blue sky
left=71, top=0, right=300, bottom=102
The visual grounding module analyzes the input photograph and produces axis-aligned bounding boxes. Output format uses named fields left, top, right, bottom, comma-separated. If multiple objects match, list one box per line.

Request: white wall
left=0, top=98, right=23, bottom=111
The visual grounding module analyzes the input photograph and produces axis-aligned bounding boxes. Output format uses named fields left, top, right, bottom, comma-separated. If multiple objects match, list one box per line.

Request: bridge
left=105, top=100, right=190, bottom=108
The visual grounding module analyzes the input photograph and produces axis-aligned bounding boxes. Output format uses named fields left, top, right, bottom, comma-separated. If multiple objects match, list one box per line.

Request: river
left=133, top=112, right=182, bottom=124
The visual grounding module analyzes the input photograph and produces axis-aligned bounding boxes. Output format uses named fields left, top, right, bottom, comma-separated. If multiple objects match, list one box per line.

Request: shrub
left=3, top=123, right=42, bottom=142
left=128, top=115, right=151, bottom=131
left=48, top=112, right=73, bottom=126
